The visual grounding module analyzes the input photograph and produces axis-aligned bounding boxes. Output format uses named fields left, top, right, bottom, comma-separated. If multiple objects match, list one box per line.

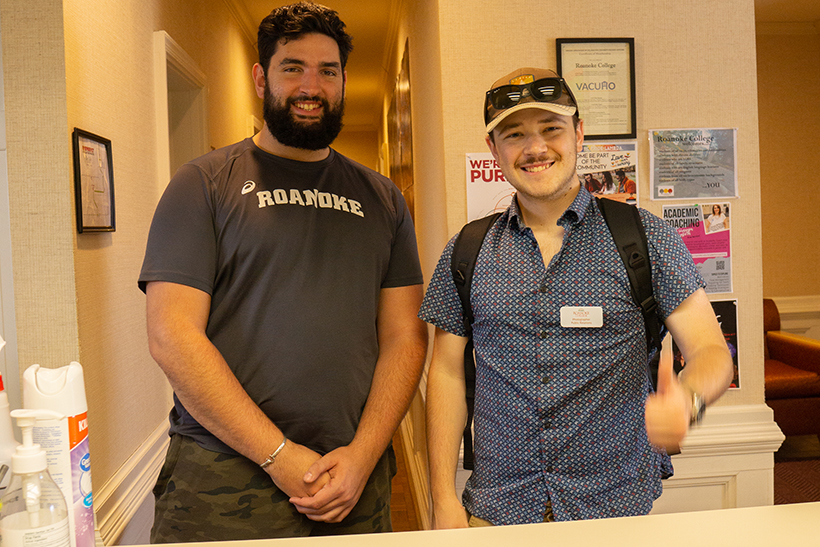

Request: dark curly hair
left=258, top=2, right=353, bottom=74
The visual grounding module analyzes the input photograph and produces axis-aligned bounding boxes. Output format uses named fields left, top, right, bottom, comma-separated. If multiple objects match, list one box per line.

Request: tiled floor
left=390, top=430, right=421, bottom=532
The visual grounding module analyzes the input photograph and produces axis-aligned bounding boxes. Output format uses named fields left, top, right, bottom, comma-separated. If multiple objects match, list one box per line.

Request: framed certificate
left=72, top=128, right=116, bottom=233
left=556, top=38, right=637, bottom=140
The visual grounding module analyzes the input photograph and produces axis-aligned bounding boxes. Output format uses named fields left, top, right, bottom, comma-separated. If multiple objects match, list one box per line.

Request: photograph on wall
left=72, top=128, right=116, bottom=232
left=673, top=299, right=739, bottom=389
left=577, top=142, right=638, bottom=205
left=662, top=203, right=732, bottom=294
left=650, top=128, right=738, bottom=200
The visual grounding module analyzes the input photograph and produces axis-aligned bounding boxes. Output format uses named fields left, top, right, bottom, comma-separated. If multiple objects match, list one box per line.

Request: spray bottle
left=23, top=363, right=93, bottom=547
left=0, top=409, right=70, bottom=547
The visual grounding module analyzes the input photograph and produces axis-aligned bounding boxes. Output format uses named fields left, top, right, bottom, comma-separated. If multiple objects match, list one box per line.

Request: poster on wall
left=662, top=203, right=733, bottom=294
left=650, top=128, right=738, bottom=200
left=577, top=142, right=638, bottom=204
left=673, top=299, right=739, bottom=389
left=465, top=143, right=638, bottom=220
left=465, top=153, right=514, bottom=221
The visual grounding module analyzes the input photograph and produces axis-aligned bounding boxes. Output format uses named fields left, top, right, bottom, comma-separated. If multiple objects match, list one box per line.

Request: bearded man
left=139, top=2, right=427, bottom=541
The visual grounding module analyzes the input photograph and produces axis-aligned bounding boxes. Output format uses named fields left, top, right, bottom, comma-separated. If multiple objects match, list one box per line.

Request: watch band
left=689, top=390, right=706, bottom=425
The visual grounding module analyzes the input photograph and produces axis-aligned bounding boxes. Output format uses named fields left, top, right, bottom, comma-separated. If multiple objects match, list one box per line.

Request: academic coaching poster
left=662, top=203, right=733, bottom=295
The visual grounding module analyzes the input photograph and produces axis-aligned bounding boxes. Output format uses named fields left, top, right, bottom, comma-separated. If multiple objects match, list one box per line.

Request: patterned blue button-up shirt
left=419, top=187, right=704, bottom=524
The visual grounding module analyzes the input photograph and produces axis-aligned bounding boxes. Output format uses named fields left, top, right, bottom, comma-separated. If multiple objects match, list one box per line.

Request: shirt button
left=546, top=466, right=554, bottom=473
left=538, top=283, right=548, bottom=293
left=541, top=376, right=550, bottom=384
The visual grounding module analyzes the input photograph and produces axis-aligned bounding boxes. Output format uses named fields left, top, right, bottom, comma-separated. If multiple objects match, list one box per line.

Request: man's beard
left=263, top=85, right=344, bottom=151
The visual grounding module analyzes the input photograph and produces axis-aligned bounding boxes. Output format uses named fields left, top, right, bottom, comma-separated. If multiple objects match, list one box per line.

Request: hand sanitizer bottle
left=0, top=409, right=70, bottom=547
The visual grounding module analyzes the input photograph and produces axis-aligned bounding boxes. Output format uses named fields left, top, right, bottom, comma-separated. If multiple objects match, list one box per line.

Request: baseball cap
left=484, top=67, right=579, bottom=133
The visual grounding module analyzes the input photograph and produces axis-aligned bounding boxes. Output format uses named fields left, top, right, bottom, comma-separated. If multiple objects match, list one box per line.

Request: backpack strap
left=596, top=197, right=663, bottom=391
left=450, top=212, right=501, bottom=470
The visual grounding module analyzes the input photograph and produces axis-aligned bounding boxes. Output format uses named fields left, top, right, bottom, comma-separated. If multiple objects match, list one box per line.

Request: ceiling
left=227, top=0, right=820, bottom=132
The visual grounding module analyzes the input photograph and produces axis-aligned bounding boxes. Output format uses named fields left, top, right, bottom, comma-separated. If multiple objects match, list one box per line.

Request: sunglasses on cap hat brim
left=484, top=77, right=579, bottom=132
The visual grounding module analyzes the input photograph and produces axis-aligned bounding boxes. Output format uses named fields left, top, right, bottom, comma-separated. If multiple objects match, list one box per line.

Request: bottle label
left=1, top=517, right=70, bottom=547
left=32, top=415, right=94, bottom=547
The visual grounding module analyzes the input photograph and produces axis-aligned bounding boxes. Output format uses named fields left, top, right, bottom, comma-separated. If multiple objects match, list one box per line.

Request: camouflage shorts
left=151, top=434, right=396, bottom=543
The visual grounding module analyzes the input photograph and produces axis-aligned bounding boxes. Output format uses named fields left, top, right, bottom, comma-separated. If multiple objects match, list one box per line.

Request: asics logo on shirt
left=253, top=187, right=365, bottom=218
left=241, top=181, right=256, bottom=194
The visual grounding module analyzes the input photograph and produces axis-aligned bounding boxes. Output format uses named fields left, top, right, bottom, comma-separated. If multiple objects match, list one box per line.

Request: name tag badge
left=560, top=306, right=604, bottom=328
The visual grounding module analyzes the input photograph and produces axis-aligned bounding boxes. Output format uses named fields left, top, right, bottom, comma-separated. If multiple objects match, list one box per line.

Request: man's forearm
left=426, top=365, right=468, bottom=504
left=677, top=342, right=734, bottom=406
left=425, top=329, right=470, bottom=506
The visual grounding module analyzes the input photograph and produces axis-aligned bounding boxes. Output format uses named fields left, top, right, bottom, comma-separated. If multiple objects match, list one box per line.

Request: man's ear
left=485, top=133, right=498, bottom=159
left=575, top=118, right=585, bottom=152
left=252, top=63, right=267, bottom=99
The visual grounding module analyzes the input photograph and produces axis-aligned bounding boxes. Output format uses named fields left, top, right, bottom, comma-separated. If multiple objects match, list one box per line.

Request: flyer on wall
left=577, top=142, right=638, bottom=205
left=662, top=202, right=733, bottom=294
left=465, top=153, right=514, bottom=221
left=465, top=143, right=638, bottom=219
left=650, top=128, right=738, bottom=200
left=673, top=299, right=739, bottom=389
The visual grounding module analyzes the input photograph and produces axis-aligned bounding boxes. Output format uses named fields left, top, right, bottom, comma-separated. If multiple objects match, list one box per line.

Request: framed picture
left=72, top=128, right=115, bottom=233
left=556, top=38, right=637, bottom=140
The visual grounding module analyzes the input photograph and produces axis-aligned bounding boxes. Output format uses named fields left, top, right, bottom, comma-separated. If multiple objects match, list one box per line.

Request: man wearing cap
left=420, top=68, right=733, bottom=527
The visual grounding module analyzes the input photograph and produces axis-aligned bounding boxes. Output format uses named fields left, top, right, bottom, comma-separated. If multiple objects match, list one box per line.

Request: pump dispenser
left=0, top=336, right=18, bottom=491
left=0, top=409, right=70, bottom=547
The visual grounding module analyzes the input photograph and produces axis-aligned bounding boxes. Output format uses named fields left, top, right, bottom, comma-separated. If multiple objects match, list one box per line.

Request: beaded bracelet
left=260, top=437, right=287, bottom=469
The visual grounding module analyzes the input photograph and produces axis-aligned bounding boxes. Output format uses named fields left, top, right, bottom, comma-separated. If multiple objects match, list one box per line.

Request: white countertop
left=135, top=502, right=819, bottom=547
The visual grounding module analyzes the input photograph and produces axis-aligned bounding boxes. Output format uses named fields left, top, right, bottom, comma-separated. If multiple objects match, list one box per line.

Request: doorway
left=153, top=31, right=209, bottom=186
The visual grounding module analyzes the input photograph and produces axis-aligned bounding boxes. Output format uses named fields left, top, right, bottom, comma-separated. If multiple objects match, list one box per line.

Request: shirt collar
left=506, top=184, right=593, bottom=231
left=561, top=185, right=593, bottom=227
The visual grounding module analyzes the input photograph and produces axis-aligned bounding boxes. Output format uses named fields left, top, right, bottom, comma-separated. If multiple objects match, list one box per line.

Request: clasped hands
left=264, top=440, right=374, bottom=523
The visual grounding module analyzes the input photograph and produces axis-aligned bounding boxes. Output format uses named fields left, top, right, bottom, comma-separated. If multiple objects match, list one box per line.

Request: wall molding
left=652, top=404, right=784, bottom=513
left=95, top=420, right=169, bottom=545
left=771, top=295, right=820, bottom=336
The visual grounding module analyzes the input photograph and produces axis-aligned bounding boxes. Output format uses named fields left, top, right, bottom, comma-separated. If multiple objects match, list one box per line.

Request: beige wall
left=2, top=0, right=260, bottom=490
left=1, top=0, right=78, bottom=395
left=757, top=27, right=820, bottom=298
left=408, top=0, right=764, bottom=406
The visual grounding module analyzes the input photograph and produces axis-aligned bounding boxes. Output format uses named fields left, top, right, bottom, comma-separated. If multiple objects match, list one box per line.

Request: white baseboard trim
left=95, top=420, right=169, bottom=545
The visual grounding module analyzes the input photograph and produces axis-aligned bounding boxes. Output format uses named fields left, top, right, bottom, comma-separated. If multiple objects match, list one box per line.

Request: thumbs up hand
left=644, top=353, right=691, bottom=454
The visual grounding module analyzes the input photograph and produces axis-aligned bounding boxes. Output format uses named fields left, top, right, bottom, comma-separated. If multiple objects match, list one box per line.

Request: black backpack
left=450, top=197, right=662, bottom=470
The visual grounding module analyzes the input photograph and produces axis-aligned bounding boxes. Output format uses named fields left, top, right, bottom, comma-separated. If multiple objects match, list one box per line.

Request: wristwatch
left=688, top=389, right=706, bottom=426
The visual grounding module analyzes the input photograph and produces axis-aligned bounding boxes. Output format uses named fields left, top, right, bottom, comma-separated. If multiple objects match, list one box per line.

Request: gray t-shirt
left=139, top=138, right=423, bottom=455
